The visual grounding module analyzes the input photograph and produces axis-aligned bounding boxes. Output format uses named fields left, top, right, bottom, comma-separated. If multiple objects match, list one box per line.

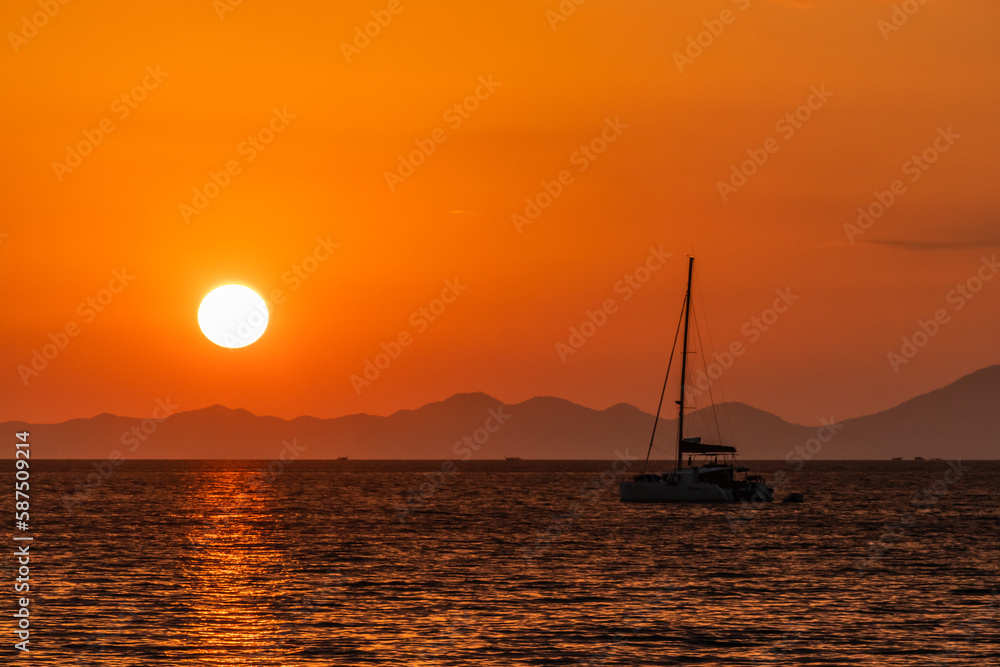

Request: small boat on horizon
left=336, top=456, right=348, bottom=461
left=620, top=257, right=774, bottom=504
left=505, top=456, right=521, bottom=461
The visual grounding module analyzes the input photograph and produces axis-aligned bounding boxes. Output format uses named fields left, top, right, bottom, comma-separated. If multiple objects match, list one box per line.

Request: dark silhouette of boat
left=620, top=257, right=774, bottom=503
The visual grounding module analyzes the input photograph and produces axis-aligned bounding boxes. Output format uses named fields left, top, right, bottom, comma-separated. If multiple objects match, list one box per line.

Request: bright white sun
left=198, top=284, right=269, bottom=349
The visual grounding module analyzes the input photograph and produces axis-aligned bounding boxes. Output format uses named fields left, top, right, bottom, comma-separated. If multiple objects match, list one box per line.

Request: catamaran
left=619, top=257, right=773, bottom=503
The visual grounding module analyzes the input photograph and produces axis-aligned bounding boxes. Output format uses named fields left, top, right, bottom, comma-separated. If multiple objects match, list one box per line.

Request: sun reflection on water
left=172, top=472, right=291, bottom=663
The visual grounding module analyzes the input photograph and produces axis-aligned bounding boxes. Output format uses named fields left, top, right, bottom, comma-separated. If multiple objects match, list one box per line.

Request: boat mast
left=676, top=256, right=694, bottom=470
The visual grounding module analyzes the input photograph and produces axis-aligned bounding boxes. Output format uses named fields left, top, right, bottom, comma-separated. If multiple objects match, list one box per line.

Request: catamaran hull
left=619, top=481, right=734, bottom=503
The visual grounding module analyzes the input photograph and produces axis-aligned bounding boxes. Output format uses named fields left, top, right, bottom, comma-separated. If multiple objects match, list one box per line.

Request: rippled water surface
left=9, top=460, right=1000, bottom=665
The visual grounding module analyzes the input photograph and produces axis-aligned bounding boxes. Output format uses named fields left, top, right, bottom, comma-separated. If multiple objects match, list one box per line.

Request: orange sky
left=3, top=0, right=998, bottom=426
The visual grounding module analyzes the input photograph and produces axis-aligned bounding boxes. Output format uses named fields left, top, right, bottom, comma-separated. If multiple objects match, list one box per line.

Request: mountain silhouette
left=5, top=366, right=998, bottom=460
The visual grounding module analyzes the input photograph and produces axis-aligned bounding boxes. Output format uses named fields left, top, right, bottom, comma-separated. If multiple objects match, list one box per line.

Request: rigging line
left=642, top=294, right=687, bottom=475
left=694, top=269, right=736, bottom=446
left=690, top=289, right=721, bottom=444
left=692, top=304, right=725, bottom=446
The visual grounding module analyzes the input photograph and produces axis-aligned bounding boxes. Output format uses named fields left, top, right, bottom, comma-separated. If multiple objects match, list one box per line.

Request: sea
left=6, top=459, right=999, bottom=665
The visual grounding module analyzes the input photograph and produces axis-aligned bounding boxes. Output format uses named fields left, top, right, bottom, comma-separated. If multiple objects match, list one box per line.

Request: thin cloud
left=860, top=238, right=1000, bottom=251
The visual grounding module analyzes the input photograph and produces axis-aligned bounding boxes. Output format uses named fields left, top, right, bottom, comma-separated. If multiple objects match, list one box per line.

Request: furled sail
left=678, top=437, right=737, bottom=454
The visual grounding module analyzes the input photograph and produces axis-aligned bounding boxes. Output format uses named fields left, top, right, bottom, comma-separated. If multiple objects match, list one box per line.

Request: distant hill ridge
left=4, top=366, right=998, bottom=460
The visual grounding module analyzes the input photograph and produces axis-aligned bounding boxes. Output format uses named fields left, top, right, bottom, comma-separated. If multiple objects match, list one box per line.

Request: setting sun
left=197, top=284, right=269, bottom=349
